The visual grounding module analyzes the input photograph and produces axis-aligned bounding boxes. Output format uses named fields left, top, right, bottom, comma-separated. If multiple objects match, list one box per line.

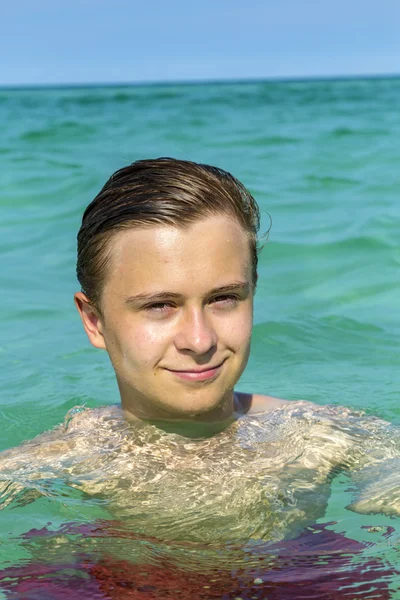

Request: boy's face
left=75, top=214, right=254, bottom=422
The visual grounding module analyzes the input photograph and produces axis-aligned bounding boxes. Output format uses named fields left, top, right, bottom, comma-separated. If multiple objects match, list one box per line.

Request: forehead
left=102, top=215, right=252, bottom=298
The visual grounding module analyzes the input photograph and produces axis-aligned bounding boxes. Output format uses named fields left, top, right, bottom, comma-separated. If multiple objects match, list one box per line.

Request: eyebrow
left=124, top=282, right=251, bottom=307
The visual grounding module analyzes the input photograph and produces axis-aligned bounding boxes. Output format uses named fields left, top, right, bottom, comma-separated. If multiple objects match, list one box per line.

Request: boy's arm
left=347, top=457, right=400, bottom=516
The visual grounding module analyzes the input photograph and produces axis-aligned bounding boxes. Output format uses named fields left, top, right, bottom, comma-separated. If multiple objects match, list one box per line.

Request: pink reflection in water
left=1, top=522, right=397, bottom=599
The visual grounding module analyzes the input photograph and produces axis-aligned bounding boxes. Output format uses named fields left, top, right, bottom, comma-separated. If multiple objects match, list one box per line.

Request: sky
left=1, top=0, right=399, bottom=86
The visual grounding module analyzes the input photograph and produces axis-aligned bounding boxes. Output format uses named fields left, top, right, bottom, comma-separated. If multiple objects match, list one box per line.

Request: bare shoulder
left=64, top=404, right=123, bottom=432
left=0, top=405, right=123, bottom=470
left=235, top=392, right=290, bottom=415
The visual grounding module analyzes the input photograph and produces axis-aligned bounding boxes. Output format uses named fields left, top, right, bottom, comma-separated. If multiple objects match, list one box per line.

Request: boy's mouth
left=166, top=360, right=226, bottom=382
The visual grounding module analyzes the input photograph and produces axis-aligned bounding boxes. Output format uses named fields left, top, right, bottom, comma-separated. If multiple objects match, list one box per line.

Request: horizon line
left=1, top=72, right=399, bottom=91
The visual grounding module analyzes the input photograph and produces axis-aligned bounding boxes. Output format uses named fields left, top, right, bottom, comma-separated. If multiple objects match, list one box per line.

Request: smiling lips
left=166, top=360, right=225, bottom=382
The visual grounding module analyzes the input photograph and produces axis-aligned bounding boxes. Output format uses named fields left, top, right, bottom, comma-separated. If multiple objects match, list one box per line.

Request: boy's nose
left=174, top=308, right=217, bottom=356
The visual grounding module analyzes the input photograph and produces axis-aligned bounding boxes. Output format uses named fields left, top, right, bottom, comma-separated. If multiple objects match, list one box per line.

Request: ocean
left=0, top=77, right=399, bottom=597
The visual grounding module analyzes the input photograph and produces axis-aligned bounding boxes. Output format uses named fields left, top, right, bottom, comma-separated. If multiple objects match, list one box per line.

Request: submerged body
left=1, top=400, right=399, bottom=546
left=66, top=162, right=400, bottom=545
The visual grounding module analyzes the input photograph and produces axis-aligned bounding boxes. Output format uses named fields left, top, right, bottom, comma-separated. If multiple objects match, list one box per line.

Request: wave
left=326, top=126, right=389, bottom=138
left=303, top=174, right=359, bottom=187
left=20, top=121, right=96, bottom=142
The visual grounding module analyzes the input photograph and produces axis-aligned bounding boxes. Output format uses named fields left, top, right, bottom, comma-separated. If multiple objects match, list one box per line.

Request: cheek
left=219, top=309, right=253, bottom=349
left=112, top=321, right=172, bottom=366
left=136, top=321, right=176, bottom=351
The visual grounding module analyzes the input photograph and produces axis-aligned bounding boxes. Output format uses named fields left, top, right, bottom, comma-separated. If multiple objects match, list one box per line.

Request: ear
left=74, top=292, right=107, bottom=350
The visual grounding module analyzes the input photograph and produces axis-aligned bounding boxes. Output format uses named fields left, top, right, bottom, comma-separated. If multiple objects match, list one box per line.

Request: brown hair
left=77, top=157, right=261, bottom=308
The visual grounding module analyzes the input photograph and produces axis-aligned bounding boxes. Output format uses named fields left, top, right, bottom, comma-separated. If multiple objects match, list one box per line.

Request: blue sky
left=2, top=0, right=399, bottom=85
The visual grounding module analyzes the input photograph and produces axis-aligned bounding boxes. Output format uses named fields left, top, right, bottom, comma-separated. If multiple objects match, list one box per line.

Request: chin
left=166, top=395, right=227, bottom=418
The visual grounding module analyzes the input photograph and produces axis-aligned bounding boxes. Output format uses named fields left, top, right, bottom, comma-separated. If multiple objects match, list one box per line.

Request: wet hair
left=77, top=157, right=261, bottom=308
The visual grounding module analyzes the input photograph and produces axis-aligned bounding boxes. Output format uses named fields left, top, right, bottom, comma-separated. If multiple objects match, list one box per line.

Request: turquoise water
left=1, top=78, right=400, bottom=597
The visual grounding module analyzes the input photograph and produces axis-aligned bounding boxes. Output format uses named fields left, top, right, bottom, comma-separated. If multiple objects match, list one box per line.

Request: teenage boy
left=74, top=157, right=287, bottom=430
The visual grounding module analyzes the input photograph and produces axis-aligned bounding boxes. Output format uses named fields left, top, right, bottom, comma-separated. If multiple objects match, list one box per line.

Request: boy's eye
left=210, top=294, right=239, bottom=305
left=145, top=302, right=175, bottom=312
left=141, top=294, right=241, bottom=313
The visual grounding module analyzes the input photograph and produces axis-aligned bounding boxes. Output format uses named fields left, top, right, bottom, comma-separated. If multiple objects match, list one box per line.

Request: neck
left=120, top=389, right=241, bottom=438
left=138, top=415, right=237, bottom=438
